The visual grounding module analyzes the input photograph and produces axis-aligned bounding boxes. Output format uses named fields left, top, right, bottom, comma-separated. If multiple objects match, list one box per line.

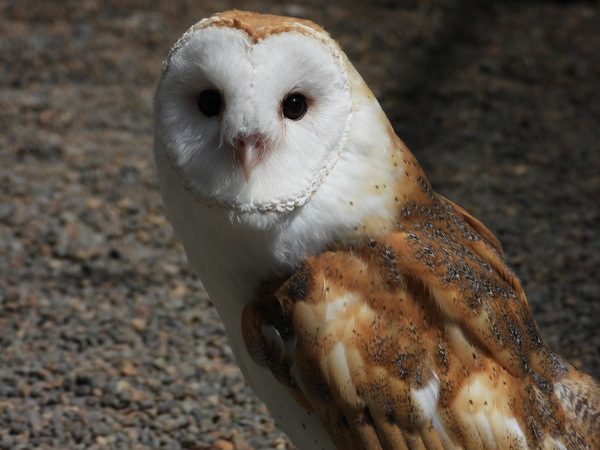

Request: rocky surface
left=1, top=1, right=598, bottom=448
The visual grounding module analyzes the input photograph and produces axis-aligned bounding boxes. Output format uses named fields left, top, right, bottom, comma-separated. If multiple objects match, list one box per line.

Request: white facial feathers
left=154, top=20, right=353, bottom=212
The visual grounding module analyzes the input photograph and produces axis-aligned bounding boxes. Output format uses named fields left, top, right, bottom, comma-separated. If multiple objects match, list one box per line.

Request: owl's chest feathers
left=189, top=208, right=326, bottom=327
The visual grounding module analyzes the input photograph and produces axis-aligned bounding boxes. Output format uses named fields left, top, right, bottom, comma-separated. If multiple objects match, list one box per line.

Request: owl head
left=153, top=11, right=367, bottom=214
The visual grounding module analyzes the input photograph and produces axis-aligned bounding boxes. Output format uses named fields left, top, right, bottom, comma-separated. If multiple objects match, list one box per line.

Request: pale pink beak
left=234, top=134, right=267, bottom=182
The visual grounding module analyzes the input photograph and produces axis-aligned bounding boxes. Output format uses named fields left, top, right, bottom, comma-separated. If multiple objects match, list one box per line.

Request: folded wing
left=242, top=194, right=599, bottom=449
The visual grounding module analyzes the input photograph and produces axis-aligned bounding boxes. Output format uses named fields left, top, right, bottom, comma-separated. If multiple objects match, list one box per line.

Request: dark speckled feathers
left=242, top=171, right=600, bottom=449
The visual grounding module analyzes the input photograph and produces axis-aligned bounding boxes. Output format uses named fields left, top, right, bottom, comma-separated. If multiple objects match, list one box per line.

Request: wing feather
left=242, top=193, right=598, bottom=449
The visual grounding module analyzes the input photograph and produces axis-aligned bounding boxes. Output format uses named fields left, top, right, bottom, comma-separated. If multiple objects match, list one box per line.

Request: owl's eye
left=198, top=89, right=222, bottom=117
left=282, top=93, right=307, bottom=120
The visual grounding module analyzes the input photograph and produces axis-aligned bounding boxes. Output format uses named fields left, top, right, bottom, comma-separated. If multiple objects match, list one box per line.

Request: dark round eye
left=198, top=89, right=222, bottom=117
left=282, top=93, right=307, bottom=120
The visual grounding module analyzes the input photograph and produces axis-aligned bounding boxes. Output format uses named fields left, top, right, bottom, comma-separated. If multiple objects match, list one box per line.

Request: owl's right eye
left=282, top=93, right=307, bottom=120
left=198, top=89, right=222, bottom=117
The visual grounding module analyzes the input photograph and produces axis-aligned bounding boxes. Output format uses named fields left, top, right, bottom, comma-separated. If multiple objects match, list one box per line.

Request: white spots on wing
left=502, top=417, right=526, bottom=445
left=326, top=343, right=350, bottom=384
left=466, top=375, right=487, bottom=408
left=473, top=410, right=495, bottom=446
left=454, top=373, right=527, bottom=448
left=410, top=373, right=440, bottom=423
left=431, top=412, right=455, bottom=448
left=322, top=341, right=360, bottom=407
left=320, top=290, right=376, bottom=347
left=325, top=292, right=361, bottom=321
left=446, top=324, right=478, bottom=363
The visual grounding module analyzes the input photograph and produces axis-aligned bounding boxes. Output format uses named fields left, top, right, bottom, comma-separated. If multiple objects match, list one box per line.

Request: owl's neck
left=179, top=206, right=320, bottom=329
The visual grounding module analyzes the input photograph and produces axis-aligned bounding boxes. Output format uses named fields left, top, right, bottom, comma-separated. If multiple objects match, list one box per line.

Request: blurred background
left=1, top=0, right=598, bottom=448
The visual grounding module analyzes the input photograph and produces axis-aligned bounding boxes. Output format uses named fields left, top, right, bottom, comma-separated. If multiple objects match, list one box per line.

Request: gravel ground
left=1, top=1, right=598, bottom=449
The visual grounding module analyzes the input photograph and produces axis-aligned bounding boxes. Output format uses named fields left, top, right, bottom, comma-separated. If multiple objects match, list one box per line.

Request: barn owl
left=153, top=10, right=599, bottom=449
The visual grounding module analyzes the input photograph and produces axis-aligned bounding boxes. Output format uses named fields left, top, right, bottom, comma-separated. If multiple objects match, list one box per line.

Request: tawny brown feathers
left=243, top=158, right=599, bottom=449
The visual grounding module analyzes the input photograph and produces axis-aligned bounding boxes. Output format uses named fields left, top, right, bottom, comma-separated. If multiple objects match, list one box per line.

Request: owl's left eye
left=282, top=93, right=307, bottom=120
left=198, top=89, right=222, bottom=117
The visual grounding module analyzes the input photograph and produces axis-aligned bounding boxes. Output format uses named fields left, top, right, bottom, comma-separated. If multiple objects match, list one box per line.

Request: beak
left=234, top=134, right=266, bottom=182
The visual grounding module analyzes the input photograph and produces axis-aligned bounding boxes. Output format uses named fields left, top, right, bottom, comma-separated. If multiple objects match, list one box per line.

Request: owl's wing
left=242, top=198, right=599, bottom=450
